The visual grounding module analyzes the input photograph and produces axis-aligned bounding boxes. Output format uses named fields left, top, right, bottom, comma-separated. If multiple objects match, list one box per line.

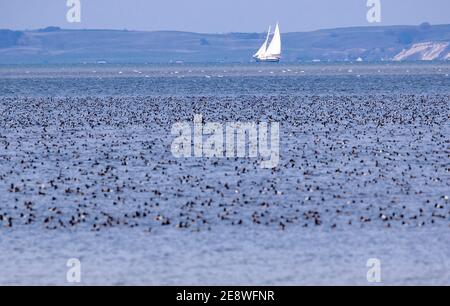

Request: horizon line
left=3, top=22, right=449, bottom=35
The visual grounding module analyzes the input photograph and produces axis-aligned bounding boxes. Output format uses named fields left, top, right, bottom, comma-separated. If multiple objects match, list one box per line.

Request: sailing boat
left=253, top=23, right=281, bottom=62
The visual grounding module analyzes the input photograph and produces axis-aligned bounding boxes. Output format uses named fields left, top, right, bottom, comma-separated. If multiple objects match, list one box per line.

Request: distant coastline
left=0, top=23, right=449, bottom=64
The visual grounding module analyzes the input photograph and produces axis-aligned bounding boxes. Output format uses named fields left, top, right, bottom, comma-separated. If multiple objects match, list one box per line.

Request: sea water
left=0, top=63, right=449, bottom=285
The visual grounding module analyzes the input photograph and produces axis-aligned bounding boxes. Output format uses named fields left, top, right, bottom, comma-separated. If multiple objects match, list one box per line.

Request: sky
left=0, top=0, right=449, bottom=33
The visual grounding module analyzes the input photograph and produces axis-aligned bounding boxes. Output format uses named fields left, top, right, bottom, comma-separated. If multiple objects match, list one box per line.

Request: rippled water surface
left=0, top=63, right=449, bottom=285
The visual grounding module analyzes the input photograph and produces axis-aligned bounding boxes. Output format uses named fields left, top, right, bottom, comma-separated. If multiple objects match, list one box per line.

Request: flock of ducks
left=0, top=93, right=448, bottom=232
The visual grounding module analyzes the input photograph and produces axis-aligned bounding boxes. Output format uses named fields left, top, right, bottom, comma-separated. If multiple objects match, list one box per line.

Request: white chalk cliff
left=394, top=42, right=450, bottom=61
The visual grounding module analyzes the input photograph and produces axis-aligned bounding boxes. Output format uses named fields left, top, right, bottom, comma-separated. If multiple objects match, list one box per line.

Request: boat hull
left=254, top=57, right=280, bottom=63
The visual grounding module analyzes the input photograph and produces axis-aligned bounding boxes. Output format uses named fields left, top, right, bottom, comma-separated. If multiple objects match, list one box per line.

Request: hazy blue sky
left=1, top=0, right=449, bottom=32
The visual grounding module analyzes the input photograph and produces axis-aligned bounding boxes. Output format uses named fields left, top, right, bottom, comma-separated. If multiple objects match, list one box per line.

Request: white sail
left=265, top=23, right=281, bottom=57
left=253, top=23, right=281, bottom=62
left=253, top=26, right=271, bottom=58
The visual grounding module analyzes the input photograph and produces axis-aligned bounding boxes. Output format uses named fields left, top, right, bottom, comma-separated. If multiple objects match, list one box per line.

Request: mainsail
left=265, top=23, right=281, bottom=57
left=253, top=23, right=281, bottom=62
